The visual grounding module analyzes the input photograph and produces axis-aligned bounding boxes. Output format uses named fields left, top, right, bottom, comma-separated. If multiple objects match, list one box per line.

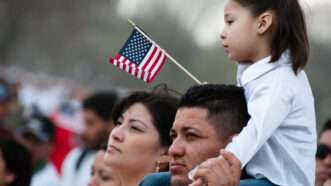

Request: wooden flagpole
left=127, top=19, right=203, bottom=85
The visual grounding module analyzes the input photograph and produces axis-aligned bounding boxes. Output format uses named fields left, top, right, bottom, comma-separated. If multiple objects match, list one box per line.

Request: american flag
left=109, top=29, right=166, bottom=83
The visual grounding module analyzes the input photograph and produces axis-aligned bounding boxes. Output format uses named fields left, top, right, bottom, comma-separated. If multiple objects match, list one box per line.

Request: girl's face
left=105, top=103, right=165, bottom=174
left=220, top=0, right=260, bottom=63
left=88, top=151, right=120, bottom=186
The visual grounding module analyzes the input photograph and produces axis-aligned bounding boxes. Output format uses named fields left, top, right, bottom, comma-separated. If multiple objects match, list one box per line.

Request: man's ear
left=4, top=171, right=15, bottom=184
left=257, top=11, right=274, bottom=35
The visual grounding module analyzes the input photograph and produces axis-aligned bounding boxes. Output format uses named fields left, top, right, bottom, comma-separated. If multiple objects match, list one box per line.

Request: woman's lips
left=107, top=144, right=121, bottom=153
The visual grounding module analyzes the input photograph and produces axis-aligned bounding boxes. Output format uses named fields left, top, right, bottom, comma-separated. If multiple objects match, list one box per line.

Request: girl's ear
left=257, top=11, right=274, bottom=35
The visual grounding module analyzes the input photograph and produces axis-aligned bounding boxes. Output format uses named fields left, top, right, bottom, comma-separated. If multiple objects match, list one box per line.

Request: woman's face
left=106, top=103, right=165, bottom=173
left=88, top=151, right=120, bottom=186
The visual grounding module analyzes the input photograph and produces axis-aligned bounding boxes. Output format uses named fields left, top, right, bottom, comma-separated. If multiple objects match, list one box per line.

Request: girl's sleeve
left=225, top=79, right=292, bottom=168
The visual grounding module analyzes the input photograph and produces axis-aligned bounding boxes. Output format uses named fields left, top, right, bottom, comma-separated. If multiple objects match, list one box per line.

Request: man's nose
left=168, top=138, right=185, bottom=157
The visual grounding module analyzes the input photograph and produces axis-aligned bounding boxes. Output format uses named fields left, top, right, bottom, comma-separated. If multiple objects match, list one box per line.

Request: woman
left=88, top=150, right=120, bottom=186
left=104, top=91, right=178, bottom=186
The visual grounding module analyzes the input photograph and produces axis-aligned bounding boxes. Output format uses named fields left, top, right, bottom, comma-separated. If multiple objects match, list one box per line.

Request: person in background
left=18, top=114, right=59, bottom=186
left=0, top=80, right=14, bottom=140
left=61, top=91, right=118, bottom=186
left=88, top=150, right=121, bottom=186
left=0, top=139, right=32, bottom=186
left=104, top=90, right=178, bottom=186
left=316, top=119, right=331, bottom=186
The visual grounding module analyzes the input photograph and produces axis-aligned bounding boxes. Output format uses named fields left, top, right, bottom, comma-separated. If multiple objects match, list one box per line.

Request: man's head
left=82, top=92, right=118, bottom=150
left=316, top=119, right=331, bottom=185
left=0, top=80, right=11, bottom=121
left=19, top=115, right=55, bottom=165
left=169, top=84, right=249, bottom=186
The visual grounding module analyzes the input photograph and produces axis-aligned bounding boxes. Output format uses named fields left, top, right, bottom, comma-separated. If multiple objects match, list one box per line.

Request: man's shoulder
left=139, top=172, right=171, bottom=186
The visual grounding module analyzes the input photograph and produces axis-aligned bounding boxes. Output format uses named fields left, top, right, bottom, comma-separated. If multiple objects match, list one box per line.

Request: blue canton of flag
left=109, top=29, right=166, bottom=83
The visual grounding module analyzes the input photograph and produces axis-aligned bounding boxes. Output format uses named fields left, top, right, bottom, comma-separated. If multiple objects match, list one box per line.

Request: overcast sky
left=115, top=0, right=331, bottom=48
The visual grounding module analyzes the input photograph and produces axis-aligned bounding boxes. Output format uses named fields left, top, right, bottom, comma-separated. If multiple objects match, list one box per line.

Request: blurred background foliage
left=0, top=0, right=330, bottom=129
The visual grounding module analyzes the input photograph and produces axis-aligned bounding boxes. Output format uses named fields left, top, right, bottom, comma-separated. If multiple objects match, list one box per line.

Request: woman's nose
left=110, top=126, right=125, bottom=142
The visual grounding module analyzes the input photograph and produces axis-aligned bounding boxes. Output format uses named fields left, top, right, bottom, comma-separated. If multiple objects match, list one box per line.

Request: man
left=19, top=114, right=59, bottom=186
left=316, top=119, right=331, bottom=186
left=140, top=84, right=249, bottom=186
left=61, top=91, right=118, bottom=186
left=0, top=80, right=13, bottom=140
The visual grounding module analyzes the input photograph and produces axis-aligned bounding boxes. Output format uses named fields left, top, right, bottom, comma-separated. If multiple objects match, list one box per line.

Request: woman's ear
left=257, top=10, right=274, bottom=35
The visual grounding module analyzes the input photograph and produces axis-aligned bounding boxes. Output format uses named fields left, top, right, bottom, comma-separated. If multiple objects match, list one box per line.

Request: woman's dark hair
left=234, top=0, right=309, bottom=74
left=0, top=139, right=32, bottom=186
left=112, top=91, right=178, bottom=147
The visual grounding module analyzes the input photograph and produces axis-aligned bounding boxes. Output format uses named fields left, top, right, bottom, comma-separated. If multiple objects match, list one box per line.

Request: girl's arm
left=225, top=79, right=292, bottom=168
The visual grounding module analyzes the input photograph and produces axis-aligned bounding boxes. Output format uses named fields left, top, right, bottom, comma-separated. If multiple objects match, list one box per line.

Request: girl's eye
left=100, top=175, right=111, bottom=181
left=227, top=20, right=234, bottom=25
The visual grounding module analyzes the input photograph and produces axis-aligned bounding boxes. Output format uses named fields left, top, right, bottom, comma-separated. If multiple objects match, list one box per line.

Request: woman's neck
left=117, top=167, right=154, bottom=186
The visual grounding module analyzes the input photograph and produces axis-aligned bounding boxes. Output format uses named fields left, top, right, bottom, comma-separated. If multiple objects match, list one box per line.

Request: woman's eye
left=131, top=125, right=143, bottom=132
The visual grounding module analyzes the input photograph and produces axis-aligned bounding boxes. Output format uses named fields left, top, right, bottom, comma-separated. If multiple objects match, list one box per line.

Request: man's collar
left=237, top=50, right=290, bottom=86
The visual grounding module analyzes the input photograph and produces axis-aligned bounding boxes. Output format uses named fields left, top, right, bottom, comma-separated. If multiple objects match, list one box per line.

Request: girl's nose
left=220, top=28, right=226, bottom=40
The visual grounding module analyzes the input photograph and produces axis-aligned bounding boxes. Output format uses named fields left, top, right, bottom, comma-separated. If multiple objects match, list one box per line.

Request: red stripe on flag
left=148, top=55, right=166, bottom=83
left=141, top=46, right=158, bottom=70
left=148, top=49, right=162, bottom=73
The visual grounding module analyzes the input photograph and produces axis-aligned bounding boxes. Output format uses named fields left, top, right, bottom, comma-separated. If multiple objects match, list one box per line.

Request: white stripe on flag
left=138, top=69, right=143, bottom=79
left=145, top=48, right=161, bottom=72
left=125, top=59, right=130, bottom=72
left=143, top=71, right=149, bottom=82
left=150, top=52, right=165, bottom=77
left=139, top=45, right=156, bottom=68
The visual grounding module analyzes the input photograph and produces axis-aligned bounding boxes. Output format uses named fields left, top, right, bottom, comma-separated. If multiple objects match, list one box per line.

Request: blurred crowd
left=0, top=67, right=331, bottom=186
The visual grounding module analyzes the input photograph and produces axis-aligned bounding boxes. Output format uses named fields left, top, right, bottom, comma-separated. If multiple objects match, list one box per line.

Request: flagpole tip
left=127, top=19, right=136, bottom=27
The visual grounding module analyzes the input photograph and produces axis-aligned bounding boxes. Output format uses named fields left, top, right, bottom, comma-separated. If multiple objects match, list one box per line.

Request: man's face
left=82, top=109, right=112, bottom=149
left=169, top=107, right=226, bottom=186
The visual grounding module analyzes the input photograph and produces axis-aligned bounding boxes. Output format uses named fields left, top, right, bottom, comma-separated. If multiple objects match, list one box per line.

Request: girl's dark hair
left=0, top=139, right=32, bottom=186
left=112, top=91, right=178, bottom=147
left=234, top=0, right=309, bottom=74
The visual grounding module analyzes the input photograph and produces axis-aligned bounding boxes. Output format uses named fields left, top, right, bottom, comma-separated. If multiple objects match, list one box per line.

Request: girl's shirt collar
left=237, top=50, right=290, bottom=86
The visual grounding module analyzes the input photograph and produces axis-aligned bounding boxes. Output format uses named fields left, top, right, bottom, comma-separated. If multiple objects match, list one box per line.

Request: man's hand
left=188, top=150, right=241, bottom=186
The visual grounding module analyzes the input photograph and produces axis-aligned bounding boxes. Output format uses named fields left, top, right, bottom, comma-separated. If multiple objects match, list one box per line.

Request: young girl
left=192, top=0, right=316, bottom=185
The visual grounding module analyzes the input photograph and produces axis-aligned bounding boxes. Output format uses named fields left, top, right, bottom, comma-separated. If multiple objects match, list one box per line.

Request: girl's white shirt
left=226, top=50, right=317, bottom=186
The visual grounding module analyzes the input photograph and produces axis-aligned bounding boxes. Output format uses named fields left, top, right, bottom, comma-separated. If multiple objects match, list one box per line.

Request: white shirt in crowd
left=226, top=50, right=317, bottom=186
left=31, top=163, right=60, bottom=186
left=60, top=147, right=96, bottom=186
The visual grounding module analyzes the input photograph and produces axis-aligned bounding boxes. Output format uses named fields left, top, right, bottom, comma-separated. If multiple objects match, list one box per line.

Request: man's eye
left=186, top=133, right=198, bottom=141
left=114, top=120, right=122, bottom=126
left=170, top=133, right=177, bottom=140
